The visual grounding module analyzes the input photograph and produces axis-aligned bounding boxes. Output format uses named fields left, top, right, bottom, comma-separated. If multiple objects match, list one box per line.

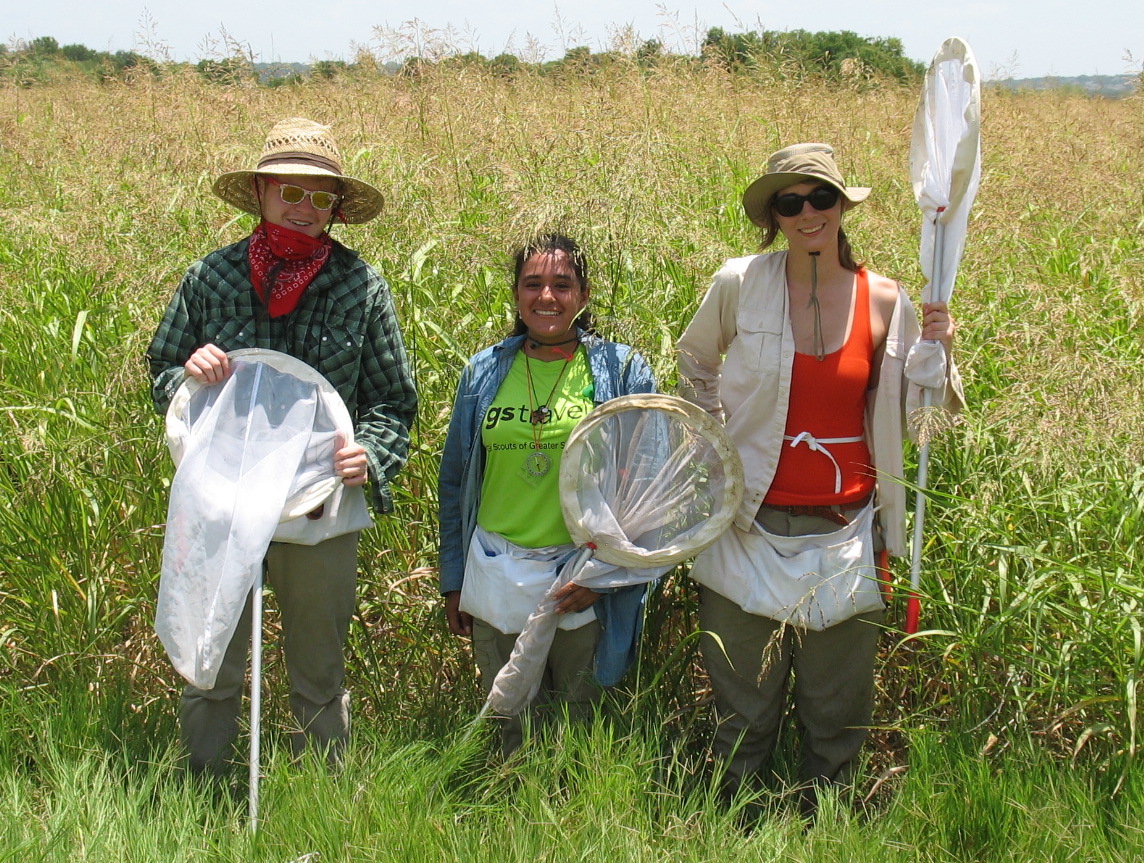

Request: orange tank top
left=764, top=267, right=876, bottom=506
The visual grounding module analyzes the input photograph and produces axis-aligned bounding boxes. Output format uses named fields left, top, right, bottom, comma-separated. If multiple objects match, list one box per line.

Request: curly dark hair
left=510, top=233, right=596, bottom=336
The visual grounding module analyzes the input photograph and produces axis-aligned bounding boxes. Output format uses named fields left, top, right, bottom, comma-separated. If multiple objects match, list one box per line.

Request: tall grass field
left=1, top=60, right=1142, bottom=860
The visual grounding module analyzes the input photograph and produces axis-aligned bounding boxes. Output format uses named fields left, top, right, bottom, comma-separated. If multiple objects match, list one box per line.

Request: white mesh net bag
left=484, top=393, right=744, bottom=716
left=156, top=349, right=355, bottom=689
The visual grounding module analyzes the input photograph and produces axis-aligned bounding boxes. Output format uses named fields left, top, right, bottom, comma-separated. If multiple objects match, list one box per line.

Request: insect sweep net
left=904, top=36, right=981, bottom=633
left=156, top=349, right=353, bottom=689
left=483, top=393, right=744, bottom=716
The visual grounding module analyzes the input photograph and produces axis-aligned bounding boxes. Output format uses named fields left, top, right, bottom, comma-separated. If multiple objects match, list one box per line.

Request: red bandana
left=248, top=221, right=333, bottom=318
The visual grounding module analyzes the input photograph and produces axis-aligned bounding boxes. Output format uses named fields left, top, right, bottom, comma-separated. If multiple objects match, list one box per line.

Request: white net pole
left=248, top=572, right=263, bottom=831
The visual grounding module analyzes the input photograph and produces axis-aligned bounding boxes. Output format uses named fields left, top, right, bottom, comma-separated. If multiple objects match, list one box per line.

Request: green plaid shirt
left=147, top=237, right=417, bottom=513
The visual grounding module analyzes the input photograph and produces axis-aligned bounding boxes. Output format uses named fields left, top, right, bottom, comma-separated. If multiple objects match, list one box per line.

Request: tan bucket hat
left=213, top=117, right=384, bottom=224
left=741, top=143, right=870, bottom=227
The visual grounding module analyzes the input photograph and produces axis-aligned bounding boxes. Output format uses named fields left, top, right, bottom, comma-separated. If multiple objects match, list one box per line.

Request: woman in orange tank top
left=677, top=143, right=960, bottom=818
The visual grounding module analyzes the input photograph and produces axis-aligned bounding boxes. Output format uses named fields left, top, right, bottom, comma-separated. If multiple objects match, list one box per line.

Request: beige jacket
left=676, top=251, right=963, bottom=557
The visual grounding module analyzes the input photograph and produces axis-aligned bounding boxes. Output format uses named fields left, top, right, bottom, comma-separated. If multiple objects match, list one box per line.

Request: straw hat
left=741, top=143, right=871, bottom=227
left=213, top=117, right=384, bottom=224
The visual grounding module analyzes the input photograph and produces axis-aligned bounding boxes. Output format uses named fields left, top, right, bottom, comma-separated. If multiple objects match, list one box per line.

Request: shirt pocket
left=201, top=299, right=256, bottom=350
left=728, top=302, right=783, bottom=373
left=292, top=310, right=363, bottom=389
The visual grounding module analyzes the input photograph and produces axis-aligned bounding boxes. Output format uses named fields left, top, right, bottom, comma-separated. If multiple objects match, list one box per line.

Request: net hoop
left=558, top=392, right=744, bottom=567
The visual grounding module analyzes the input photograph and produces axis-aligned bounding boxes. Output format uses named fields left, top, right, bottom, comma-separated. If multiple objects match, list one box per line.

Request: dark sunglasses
left=771, top=185, right=841, bottom=218
left=264, top=176, right=341, bottom=211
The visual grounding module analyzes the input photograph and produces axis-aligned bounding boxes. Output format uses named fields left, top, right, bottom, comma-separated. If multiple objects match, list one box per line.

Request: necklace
left=528, top=334, right=580, bottom=350
left=523, top=349, right=574, bottom=477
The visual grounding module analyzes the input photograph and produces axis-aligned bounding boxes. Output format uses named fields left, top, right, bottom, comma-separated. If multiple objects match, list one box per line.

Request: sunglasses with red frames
left=263, top=176, right=342, bottom=211
left=771, top=185, right=841, bottom=218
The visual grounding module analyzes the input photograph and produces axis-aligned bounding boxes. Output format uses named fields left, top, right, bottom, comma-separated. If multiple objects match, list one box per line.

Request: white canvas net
left=909, top=36, right=982, bottom=308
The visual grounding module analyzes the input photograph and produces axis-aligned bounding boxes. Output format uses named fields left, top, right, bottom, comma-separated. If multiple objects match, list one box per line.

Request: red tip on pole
left=905, top=593, right=920, bottom=635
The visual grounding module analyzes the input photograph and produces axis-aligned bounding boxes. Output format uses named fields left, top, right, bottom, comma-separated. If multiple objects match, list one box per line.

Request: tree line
left=2, top=28, right=925, bottom=87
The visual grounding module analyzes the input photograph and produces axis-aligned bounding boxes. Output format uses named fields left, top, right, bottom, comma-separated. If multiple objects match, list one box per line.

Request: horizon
left=7, top=30, right=1141, bottom=85
left=4, top=2, right=1141, bottom=82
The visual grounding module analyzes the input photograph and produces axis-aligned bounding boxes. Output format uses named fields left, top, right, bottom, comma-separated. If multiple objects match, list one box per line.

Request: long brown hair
left=758, top=186, right=862, bottom=273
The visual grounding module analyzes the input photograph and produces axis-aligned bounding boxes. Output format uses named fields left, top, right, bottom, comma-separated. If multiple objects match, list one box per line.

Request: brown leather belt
left=758, top=493, right=873, bottom=527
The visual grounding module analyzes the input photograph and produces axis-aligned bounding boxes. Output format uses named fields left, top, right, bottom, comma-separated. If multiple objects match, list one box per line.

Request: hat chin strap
left=808, top=251, right=825, bottom=361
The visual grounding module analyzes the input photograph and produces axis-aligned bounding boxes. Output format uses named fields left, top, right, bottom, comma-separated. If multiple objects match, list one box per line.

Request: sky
left=5, top=1, right=1142, bottom=80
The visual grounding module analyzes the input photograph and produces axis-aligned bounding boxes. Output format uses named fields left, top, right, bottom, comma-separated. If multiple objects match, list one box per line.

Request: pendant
left=524, top=450, right=551, bottom=477
left=530, top=405, right=552, bottom=425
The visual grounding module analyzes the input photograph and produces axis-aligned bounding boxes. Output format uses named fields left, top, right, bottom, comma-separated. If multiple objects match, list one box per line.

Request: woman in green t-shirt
left=438, top=234, right=656, bottom=753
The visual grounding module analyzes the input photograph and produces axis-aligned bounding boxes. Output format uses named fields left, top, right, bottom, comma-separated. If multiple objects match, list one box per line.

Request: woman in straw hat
left=146, top=118, right=417, bottom=774
left=677, top=143, right=963, bottom=815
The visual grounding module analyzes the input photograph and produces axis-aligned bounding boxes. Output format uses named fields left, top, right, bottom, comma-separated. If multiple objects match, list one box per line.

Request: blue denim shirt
left=438, top=331, right=656, bottom=686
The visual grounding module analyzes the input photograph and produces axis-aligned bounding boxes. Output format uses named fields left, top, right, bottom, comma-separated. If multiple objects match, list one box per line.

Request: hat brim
left=213, top=166, right=385, bottom=224
left=742, top=173, right=870, bottom=227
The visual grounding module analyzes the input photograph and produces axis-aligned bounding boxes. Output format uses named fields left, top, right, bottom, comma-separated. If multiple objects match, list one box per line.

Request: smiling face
left=255, top=173, right=340, bottom=238
left=513, top=249, right=589, bottom=344
left=772, top=180, right=843, bottom=255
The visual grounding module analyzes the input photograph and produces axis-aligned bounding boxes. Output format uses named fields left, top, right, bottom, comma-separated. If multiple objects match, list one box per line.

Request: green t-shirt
left=478, top=348, right=594, bottom=547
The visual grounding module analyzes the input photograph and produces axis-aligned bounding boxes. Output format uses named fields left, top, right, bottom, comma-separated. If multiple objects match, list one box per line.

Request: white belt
left=783, top=431, right=865, bottom=495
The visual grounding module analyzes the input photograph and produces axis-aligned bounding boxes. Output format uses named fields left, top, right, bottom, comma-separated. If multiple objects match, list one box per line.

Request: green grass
left=4, top=677, right=1144, bottom=861
left=1, top=62, right=1142, bottom=854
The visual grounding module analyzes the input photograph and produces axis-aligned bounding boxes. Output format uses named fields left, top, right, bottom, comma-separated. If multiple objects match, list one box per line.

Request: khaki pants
left=179, top=531, right=359, bottom=774
left=699, top=507, right=883, bottom=795
left=472, top=618, right=600, bottom=755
